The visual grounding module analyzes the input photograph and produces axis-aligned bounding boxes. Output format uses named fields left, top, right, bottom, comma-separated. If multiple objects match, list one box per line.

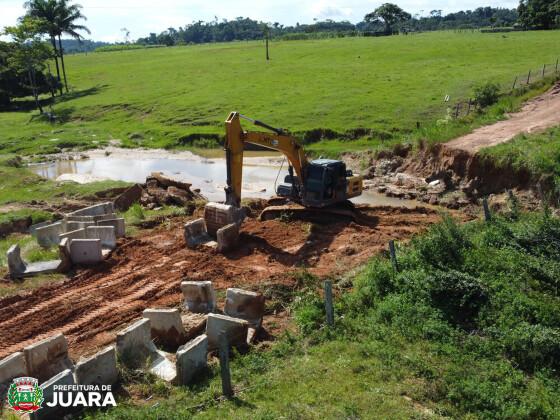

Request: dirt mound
left=0, top=206, right=443, bottom=359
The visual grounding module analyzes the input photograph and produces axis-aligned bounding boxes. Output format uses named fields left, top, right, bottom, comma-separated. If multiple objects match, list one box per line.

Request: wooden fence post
left=511, top=76, right=517, bottom=91
left=324, top=280, right=334, bottom=327
left=219, top=332, right=233, bottom=398
left=482, top=198, right=492, bottom=222
left=526, top=70, right=531, bottom=85
left=556, top=58, right=559, bottom=73
left=389, top=240, right=399, bottom=273
left=542, top=64, right=546, bottom=78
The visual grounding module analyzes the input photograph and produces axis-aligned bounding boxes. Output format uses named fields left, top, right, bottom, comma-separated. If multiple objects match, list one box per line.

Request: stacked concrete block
left=69, top=239, right=103, bottom=264
left=206, top=313, right=249, bottom=350
left=225, top=288, right=265, bottom=328
left=23, top=333, right=74, bottom=383
left=59, top=227, right=87, bottom=244
left=31, top=369, right=75, bottom=420
left=203, top=203, right=238, bottom=236
left=67, top=202, right=114, bottom=217
left=74, top=346, right=119, bottom=387
left=97, top=218, right=126, bottom=237
left=176, top=335, right=208, bottom=386
left=29, top=220, right=52, bottom=237
left=7, top=244, right=62, bottom=279
left=66, top=221, right=95, bottom=232
left=86, top=226, right=116, bottom=249
left=181, top=281, right=216, bottom=313
left=216, top=223, right=239, bottom=253
left=143, top=308, right=188, bottom=349
left=35, top=221, right=65, bottom=248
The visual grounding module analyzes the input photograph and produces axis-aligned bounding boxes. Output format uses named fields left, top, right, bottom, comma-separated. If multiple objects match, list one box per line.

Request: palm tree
left=24, top=0, right=63, bottom=95
left=54, top=0, right=90, bottom=92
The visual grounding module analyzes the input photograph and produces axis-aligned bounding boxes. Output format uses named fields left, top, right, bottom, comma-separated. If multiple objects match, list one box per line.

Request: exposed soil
left=446, top=82, right=560, bottom=153
left=0, top=205, right=444, bottom=360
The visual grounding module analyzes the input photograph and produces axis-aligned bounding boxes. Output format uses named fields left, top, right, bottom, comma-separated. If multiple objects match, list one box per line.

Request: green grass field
left=1, top=30, right=559, bottom=156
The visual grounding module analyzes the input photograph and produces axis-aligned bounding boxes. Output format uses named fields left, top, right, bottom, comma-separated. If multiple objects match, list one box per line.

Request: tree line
left=137, top=1, right=558, bottom=47
left=1, top=0, right=89, bottom=111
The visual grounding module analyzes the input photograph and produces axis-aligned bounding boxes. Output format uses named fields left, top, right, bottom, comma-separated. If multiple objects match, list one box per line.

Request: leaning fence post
left=219, top=332, right=233, bottom=399
left=526, top=70, right=531, bottom=85
left=556, top=58, right=559, bottom=73
left=482, top=198, right=492, bottom=222
left=511, top=76, right=517, bottom=91
left=389, top=240, right=399, bottom=273
left=542, top=64, right=546, bottom=78
left=324, top=280, right=334, bottom=327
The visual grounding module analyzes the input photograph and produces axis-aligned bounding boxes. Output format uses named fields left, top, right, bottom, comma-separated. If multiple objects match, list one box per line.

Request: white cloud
left=310, top=1, right=353, bottom=19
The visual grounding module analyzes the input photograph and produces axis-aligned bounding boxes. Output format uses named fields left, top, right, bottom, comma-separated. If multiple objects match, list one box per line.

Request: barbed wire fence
left=444, top=58, right=560, bottom=119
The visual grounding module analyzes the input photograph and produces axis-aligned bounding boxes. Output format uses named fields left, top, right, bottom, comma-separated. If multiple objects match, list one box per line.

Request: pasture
left=0, top=30, right=559, bottom=156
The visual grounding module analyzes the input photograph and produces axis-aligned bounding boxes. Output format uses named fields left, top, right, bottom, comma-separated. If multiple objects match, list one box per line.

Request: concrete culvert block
left=176, top=334, right=208, bottom=386
left=142, top=308, right=188, bottom=349
left=86, top=226, right=117, bottom=249
left=206, top=313, right=249, bottom=350
left=69, top=239, right=103, bottom=264
left=24, top=333, right=74, bottom=383
left=225, top=288, right=265, bottom=328
left=97, top=218, right=126, bottom=237
left=216, top=223, right=239, bottom=253
left=66, top=221, right=95, bottom=232
left=116, top=318, right=157, bottom=368
left=184, top=218, right=209, bottom=248
left=59, top=227, right=87, bottom=244
left=181, top=281, right=216, bottom=313
left=67, top=202, right=114, bottom=217
left=74, top=346, right=118, bottom=387
left=31, top=369, right=75, bottom=420
left=204, top=203, right=239, bottom=236
left=0, top=352, right=28, bottom=385
left=35, top=221, right=64, bottom=248
left=7, top=244, right=26, bottom=277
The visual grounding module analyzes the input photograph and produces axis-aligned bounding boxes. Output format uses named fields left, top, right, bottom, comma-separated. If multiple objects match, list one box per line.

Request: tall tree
left=24, top=0, right=62, bottom=94
left=518, top=0, right=560, bottom=29
left=364, top=3, right=412, bottom=32
left=54, top=0, right=90, bottom=92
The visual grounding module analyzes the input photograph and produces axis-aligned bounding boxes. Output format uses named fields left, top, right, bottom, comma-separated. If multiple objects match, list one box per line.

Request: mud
left=0, top=205, right=443, bottom=359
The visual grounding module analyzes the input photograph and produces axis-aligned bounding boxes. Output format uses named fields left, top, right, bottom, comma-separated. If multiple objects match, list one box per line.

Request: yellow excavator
left=203, top=112, right=363, bottom=235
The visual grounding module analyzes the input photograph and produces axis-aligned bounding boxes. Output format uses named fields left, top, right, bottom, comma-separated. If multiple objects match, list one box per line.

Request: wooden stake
left=389, top=240, right=399, bottom=273
left=219, top=332, right=233, bottom=398
left=324, top=280, right=334, bottom=327
left=482, top=198, right=491, bottom=222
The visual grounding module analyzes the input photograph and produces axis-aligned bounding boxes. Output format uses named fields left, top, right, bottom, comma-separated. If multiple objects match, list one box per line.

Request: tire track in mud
left=0, top=206, right=445, bottom=359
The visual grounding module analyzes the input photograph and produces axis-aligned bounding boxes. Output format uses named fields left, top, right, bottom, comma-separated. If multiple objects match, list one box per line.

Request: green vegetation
left=481, top=126, right=560, bottom=202
left=0, top=31, right=559, bottom=157
left=83, top=209, right=560, bottom=419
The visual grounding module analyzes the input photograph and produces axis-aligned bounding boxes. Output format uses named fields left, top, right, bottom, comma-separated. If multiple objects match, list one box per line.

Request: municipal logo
left=6, top=377, right=44, bottom=413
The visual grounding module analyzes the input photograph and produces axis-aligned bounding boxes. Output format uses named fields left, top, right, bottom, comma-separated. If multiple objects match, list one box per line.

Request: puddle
left=30, top=148, right=424, bottom=207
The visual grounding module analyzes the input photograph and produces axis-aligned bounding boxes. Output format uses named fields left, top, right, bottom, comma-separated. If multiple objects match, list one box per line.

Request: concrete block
left=181, top=281, right=216, bottom=313
left=143, top=308, right=187, bottom=349
left=176, top=334, right=208, bottom=386
left=65, top=215, right=96, bottom=223
left=66, top=221, right=95, bottom=232
left=97, top=218, right=126, bottom=237
left=216, top=223, right=239, bottom=253
left=24, top=333, right=74, bottom=383
left=149, top=352, right=177, bottom=383
left=59, top=227, right=86, bottom=244
left=206, top=313, right=249, bottom=350
left=74, top=346, right=118, bottom=387
left=86, top=226, right=116, bottom=249
left=7, top=244, right=26, bottom=276
left=7, top=244, right=62, bottom=279
left=31, top=369, right=75, bottom=420
left=69, top=239, right=103, bottom=264
left=116, top=318, right=157, bottom=367
left=0, top=352, right=28, bottom=385
left=204, top=203, right=238, bottom=236
left=35, top=221, right=64, bottom=248
left=67, top=202, right=114, bottom=217
left=94, top=213, right=118, bottom=222
left=184, top=218, right=210, bottom=248
left=57, top=238, right=72, bottom=272
left=224, top=288, right=265, bottom=328
left=29, top=220, right=52, bottom=237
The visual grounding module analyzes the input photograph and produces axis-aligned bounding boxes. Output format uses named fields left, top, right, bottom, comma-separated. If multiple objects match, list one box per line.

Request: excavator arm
left=224, top=111, right=308, bottom=207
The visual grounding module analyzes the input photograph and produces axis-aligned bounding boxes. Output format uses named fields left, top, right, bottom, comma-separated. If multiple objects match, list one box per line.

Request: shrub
left=473, top=81, right=501, bottom=108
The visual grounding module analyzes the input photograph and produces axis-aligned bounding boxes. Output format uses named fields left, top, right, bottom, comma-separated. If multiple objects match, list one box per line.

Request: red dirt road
left=0, top=206, right=442, bottom=359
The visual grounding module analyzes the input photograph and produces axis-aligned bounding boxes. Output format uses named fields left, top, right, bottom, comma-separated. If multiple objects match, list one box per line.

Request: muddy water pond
left=31, top=148, right=421, bottom=207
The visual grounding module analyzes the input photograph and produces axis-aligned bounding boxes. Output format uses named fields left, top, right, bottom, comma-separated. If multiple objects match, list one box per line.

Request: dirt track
left=446, top=82, right=560, bottom=153
left=0, top=206, right=442, bottom=359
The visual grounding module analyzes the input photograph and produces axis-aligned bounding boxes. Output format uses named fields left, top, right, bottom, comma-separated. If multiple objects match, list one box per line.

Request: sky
left=0, top=0, right=519, bottom=42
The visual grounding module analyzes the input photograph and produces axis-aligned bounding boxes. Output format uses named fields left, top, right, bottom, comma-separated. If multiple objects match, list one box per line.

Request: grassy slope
left=0, top=31, right=559, bottom=156
left=84, top=210, right=560, bottom=419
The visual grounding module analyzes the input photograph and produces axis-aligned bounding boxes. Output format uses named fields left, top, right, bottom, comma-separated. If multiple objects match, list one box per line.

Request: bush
left=473, top=81, right=501, bottom=108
